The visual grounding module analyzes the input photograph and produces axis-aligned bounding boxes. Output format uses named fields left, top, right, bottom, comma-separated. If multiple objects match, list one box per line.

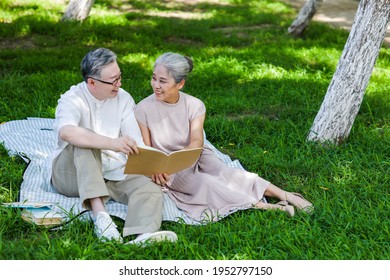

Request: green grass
left=0, top=0, right=389, bottom=260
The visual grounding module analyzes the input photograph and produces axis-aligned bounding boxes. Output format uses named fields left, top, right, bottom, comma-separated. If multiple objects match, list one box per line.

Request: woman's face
left=151, top=64, right=184, bottom=103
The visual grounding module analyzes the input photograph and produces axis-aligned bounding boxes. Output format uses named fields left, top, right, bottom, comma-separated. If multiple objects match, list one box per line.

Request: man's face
left=88, top=62, right=122, bottom=100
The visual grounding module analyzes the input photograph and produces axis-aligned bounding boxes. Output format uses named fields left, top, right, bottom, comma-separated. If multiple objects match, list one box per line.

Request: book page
left=2, top=201, right=53, bottom=210
left=26, top=208, right=63, bottom=219
left=21, top=208, right=64, bottom=226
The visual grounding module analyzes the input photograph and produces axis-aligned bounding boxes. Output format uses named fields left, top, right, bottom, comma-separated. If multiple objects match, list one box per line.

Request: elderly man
left=50, top=47, right=177, bottom=244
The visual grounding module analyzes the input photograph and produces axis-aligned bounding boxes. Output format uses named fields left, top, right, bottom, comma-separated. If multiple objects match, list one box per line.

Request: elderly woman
left=135, top=52, right=313, bottom=222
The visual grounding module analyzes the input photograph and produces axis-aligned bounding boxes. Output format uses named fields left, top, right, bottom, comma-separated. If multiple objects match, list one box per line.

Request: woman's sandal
left=253, top=201, right=295, bottom=217
left=287, top=192, right=314, bottom=214
left=276, top=200, right=295, bottom=217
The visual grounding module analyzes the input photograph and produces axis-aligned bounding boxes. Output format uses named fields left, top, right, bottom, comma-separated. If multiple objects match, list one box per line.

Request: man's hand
left=112, top=136, right=139, bottom=155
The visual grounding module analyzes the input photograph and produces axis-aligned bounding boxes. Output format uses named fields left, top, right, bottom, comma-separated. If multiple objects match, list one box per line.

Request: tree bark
left=288, top=0, right=323, bottom=37
left=307, top=0, right=390, bottom=145
left=62, top=0, right=95, bottom=22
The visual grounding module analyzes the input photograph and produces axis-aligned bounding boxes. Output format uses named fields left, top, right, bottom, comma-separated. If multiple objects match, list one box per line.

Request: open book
left=124, top=146, right=202, bottom=176
left=3, top=202, right=64, bottom=227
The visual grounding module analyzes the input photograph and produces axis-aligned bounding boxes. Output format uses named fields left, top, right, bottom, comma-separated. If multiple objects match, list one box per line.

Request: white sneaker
left=126, top=231, right=178, bottom=245
left=94, top=212, right=123, bottom=243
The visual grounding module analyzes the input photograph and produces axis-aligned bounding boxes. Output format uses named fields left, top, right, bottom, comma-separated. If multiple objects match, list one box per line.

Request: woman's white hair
left=154, top=52, right=193, bottom=83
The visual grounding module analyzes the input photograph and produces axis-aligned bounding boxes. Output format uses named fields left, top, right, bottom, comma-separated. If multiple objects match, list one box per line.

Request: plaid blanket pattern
left=0, top=118, right=248, bottom=225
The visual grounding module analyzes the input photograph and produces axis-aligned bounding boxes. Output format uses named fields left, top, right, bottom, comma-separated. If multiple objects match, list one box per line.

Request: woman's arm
left=137, top=122, right=152, bottom=146
left=185, top=113, right=206, bottom=150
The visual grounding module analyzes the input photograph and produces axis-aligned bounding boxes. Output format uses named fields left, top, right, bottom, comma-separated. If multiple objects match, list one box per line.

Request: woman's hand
left=152, top=173, right=171, bottom=189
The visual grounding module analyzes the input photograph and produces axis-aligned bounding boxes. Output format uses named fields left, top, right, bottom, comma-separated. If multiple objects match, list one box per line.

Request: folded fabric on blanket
left=0, top=118, right=253, bottom=225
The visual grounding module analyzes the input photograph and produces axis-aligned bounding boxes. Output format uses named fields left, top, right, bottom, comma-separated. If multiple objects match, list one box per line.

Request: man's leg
left=106, top=175, right=163, bottom=237
left=51, top=144, right=110, bottom=209
left=51, top=145, right=122, bottom=242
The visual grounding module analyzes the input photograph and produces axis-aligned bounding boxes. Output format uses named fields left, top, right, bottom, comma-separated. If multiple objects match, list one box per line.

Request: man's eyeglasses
left=88, top=74, right=122, bottom=86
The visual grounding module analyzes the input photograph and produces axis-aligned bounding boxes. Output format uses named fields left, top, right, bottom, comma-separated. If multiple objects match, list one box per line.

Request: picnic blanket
left=0, top=118, right=257, bottom=225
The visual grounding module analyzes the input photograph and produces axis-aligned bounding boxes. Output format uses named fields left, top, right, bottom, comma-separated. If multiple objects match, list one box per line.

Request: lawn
left=0, top=0, right=389, bottom=260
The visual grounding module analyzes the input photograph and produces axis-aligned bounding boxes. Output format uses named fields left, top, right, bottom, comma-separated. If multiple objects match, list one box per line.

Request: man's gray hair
left=154, top=52, right=193, bottom=83
left=81, top=48, right=117, bottom=81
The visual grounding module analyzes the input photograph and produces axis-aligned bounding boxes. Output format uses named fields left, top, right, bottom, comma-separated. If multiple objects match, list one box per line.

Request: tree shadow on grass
left=1, top=0, right=388, bottom=123
left=1, top=0, right=349, bottom=57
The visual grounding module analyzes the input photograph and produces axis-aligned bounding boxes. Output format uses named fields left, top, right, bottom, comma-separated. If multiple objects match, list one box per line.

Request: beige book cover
left=124, top=146, right=203, bottom=176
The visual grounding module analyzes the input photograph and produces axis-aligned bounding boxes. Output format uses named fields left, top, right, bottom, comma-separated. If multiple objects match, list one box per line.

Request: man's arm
left=59, top=125, right=139, bottom=155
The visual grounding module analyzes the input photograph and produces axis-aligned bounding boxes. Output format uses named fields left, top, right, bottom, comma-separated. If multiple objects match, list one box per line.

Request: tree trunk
left=62, top=0, right=95, bottom=22
left=307, top=0, right=390, bottom=145
left=288, top=0, right=323, bottom=37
